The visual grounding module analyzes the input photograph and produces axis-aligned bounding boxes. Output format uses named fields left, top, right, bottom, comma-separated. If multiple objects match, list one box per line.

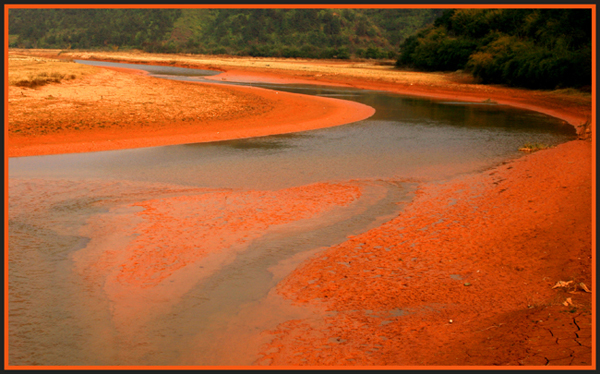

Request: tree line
left=8, top=8, right=442, bottom=59
left=9, top=8, right=591, bottom=89
left=396, top=9, right=592, bottom=89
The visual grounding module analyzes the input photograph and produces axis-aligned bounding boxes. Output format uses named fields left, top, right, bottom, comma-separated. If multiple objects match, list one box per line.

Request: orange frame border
left=4, top=3, right=596, bottom=371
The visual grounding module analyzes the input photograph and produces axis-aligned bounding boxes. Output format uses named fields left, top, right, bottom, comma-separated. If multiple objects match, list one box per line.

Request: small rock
left=464, top=282, right=471, bottom=286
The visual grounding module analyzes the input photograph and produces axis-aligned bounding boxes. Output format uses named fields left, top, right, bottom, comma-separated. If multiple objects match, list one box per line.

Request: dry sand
left=7, top=53, right=374, bottom=157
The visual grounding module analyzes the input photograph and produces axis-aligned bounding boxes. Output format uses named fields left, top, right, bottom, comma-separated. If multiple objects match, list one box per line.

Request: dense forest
left=8, top=8, right=443, bottom=59
left=396, top=9, right=592, bottom=89
left=9, top=8, right=592, bottom=89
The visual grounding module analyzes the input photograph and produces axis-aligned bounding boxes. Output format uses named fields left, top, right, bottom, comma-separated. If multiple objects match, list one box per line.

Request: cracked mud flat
left=7, top=50, right=594, bottom=367
left=258, top=140, right=592, bottom=367
left=8, top=176, right=410, bottom=366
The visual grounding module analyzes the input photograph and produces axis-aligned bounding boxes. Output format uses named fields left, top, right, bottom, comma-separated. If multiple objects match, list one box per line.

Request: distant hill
left=8, top=8, right=444, bottom=59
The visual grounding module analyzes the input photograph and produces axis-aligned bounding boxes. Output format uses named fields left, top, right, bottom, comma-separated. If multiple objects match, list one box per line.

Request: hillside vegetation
left=396, top=9, right=592, bottom=89
left=9, top=8, right=591, bottom=90
left=8, top=8, right=443, bottom=59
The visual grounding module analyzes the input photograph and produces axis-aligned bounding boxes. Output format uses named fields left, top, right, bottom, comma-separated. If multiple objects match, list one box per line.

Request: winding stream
left=7, top=60, right=576, bottom=366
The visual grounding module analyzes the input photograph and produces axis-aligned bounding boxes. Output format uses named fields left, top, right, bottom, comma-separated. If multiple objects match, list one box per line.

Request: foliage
left=8, top=8, right=443, bottom=59
left=400, top=27, right=478, bottom=71
left=9, top=8, right=182, bottom=51
left=397, top=9, right=592, bottom=89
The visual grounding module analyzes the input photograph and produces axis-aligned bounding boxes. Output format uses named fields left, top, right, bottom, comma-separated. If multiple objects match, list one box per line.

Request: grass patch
left=518, top=142, right=550, bottom=152
left=548, top=87, right=592, bottom=98
left=8, top=54, right=99, bottom=88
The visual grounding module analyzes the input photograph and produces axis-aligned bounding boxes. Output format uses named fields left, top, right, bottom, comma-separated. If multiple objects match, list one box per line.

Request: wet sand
left=264, top=140, right=592, bottom=366
left=7, top=50, right=594, bottom=367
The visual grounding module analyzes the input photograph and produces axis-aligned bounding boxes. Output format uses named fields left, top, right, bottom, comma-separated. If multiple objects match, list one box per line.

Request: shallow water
left=75, top=59, right=221, bottom=77
left=10, top=86, right=574, bottom=190
left=7, top=61, right=576, bottom=366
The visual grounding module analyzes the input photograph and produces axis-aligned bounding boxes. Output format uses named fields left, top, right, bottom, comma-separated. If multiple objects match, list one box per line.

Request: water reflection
left=183, top=137, right=296, bottom=152
left=74, top=59, right=219, bottom=77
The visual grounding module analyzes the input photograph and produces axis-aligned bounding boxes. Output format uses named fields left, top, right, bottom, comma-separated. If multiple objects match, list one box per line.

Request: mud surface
left=261, top=140, right=592, bottom=366
left=7, top=49, right=594, bottom=368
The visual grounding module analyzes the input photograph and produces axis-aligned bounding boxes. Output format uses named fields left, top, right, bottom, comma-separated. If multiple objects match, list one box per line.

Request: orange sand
left=70, top=182, right=363, bottom=362
left=7, top=51, right=594, bottom=367
left=260, top=140, right=592, bottom=366
left=7, top=62, right=374, bottom=157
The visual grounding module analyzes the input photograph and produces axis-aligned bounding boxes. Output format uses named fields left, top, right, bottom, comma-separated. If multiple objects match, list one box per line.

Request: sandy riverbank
left=7, top=53, right=374, bottom=157
left=7, top=49, right=594, bottom=367
left=13, top=49, right=591, bottom=136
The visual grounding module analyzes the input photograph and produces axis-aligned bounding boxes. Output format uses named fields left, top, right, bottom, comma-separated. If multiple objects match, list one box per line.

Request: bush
left=211, top=46, right=228, bottom=55
left=282, top=46, right=302, bottom=58
left=334, top=47, right=350, bottom=59
left=467, top=35, right=591, bottom=89
left=248, top=44, right=273, bottom=57
left=365, top=46, right=387, bottom=59
left=397, top=34, right=420, bottom=66
left=319, top=47, right=336, bottom=59
left=300, top=44, right=317, bottom=58
left=409, top=28, right=479, bottom=71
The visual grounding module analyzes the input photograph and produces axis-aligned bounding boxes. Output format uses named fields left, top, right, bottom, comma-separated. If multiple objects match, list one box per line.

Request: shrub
left=365, top=46, right=382, bottom=59
left=397, top=34, right=420, bottom=66
left=467, top=35, right=591, bottom=89
left=211, top=46, right=228, bottom=55
left=334, top=47, right=350, bottom=59
left=9, top=56, right=98, bottom=88
left=300, top=44, right=317, bottom=58
left=409, top=28, right=479, bottom=71
left=282, top=46, right=301, bottom=58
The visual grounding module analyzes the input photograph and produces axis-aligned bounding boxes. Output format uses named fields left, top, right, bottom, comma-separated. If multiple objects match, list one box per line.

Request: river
left=7, top=60, right=576, bottom=366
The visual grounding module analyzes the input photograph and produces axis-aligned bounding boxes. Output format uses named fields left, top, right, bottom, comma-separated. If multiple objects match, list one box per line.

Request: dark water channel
left=13, top=60, right=576, bottom=189
left=7, top=60, right=576, bottom=366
